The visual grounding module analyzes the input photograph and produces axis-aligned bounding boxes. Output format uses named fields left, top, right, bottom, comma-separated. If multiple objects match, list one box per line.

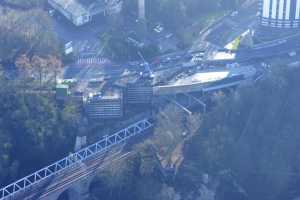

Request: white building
left=259, top=0, right=300, bottom=28
left=48, top=0, right=122, bottom=26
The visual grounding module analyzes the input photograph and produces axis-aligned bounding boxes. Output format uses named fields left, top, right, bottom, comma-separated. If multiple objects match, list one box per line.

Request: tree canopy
left=177, top=66, right=300, bottom=200
left=0, top=68, right=81, bottom=187
left=0, top=8, right=59, bottom=63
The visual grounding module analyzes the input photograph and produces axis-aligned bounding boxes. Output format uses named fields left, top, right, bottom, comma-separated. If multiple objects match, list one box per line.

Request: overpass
left=0, top=118, right=153, bottom=200
left=153, top=66, right=256, bottom=96
left=153, top=74, right=246, bottom=96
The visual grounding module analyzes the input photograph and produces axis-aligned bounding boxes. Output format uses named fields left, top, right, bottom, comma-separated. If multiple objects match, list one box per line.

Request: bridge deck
left=0, top=119, right=153, bottom=200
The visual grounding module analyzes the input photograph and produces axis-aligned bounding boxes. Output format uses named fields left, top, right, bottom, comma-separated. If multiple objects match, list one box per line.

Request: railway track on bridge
left=0, top=118, right=153, bottom=200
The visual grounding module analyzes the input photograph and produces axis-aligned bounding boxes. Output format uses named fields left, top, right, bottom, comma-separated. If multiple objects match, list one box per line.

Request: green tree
left=0, top=77, right=81, bottom=186
left=0, top=9, right=59, bottom=63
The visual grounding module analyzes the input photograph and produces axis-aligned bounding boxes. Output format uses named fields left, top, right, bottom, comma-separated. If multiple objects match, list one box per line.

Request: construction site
left=57, top=53, right=258, bottom=120
left=46, top=0, right=264, bottom=121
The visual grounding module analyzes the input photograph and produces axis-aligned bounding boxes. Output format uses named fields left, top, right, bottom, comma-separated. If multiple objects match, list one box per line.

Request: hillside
left=89, top=66, right=300, bottom=200
left=0, top=68, right=82, bottom=187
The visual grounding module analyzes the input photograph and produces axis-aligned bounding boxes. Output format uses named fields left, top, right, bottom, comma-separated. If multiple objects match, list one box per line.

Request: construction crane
left=138, top=51, right=154, bottom=79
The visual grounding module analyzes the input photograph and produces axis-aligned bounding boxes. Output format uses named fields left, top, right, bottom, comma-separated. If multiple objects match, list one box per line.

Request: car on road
left=48, top=9, right=55, bottom=17
left=192, top=52, right=205, bottom=57
left=64, top=41, right=73, bottom=55
left=126, top=37, right=145, bottom=48
left=230, top=11, right=238, bottom=17
left=154, top=24, right=164, bottom=33
left=165, top=33, right=174, bottom=39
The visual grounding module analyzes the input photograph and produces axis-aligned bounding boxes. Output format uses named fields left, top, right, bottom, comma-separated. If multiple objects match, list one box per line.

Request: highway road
left=236, top=34, right=300, bottom=61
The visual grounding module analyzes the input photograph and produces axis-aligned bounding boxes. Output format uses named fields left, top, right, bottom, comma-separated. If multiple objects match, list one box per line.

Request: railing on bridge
left=0, top=118, right=153, bottom=200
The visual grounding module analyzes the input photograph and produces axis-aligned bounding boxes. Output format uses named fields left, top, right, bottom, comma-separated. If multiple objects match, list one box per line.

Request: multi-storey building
left=259, top=0, right=300, bottom=28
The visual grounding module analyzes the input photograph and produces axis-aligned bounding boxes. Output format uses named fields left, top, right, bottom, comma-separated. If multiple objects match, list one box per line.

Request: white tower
left=138, top=0, right=146, bottom=21
left=260, top=0, right=300, bottom=28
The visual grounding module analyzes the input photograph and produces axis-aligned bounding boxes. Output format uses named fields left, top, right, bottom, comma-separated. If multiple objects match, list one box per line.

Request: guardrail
left=0, top=118, right=153, bottom=200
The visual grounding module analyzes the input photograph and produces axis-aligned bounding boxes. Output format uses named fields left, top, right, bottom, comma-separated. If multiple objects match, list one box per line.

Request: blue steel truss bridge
left=0, top=118, right=153, bottom=200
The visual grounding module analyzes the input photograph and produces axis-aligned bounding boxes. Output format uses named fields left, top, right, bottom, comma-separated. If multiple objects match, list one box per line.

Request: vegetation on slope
left=177, top=66, right=300, bottom=200
left=89, top=66, right=300, bottom=200
left=0, top=68, right=81, bottom=187
left=89, top=104, right=202, bottom=200
left=0, top=8, right=59, bottom=64
left=0, top=6, right=80, bottom=188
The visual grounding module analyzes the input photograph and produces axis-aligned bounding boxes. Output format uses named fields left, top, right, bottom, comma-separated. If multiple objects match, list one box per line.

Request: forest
left=0, top=67, right=82, bottom=186
left=0, top=2, right=80, bottom=187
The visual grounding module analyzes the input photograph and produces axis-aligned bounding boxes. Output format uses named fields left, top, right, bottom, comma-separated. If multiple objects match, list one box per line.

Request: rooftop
left=171, top=70, right=230, bottom=86
left=49, top=0, right=105, bottom=16
left=51, top=0, right=88, bottom=16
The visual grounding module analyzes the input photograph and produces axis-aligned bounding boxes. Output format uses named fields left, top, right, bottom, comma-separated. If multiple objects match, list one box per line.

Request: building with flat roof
left=48, top=0, right=122, bottom=26
left=85, top=88, right=124, bottom=119
left=49, top=0, right=94, bottom=26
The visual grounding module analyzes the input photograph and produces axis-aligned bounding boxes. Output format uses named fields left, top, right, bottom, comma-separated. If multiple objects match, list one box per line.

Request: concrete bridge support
left=67, top=136, right=91, bottom=200
left=38, top=136, right=92, bottom=200
left=164, top=92, right=207, bottom=115
left=0, top=119, right=153, bottom=200
left=37, top=169, right=93, bottom=200
left=67, top=174, right=93, bottom=200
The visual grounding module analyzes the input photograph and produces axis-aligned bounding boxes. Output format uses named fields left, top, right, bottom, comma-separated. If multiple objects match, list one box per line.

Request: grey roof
left=50, top=0, right=101, bottom=16
left=51, top=0, right=88, bottom=16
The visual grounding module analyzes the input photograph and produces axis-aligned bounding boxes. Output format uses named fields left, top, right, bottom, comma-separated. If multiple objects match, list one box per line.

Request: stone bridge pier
left=1, top=119, right=152, bottom=200
left=38, top=136, right=93, bottom=200
left=165, top=92, right=207, bottom=115
left=38, top=136, right=127, bottom=200
left=21, top=162, right=94, bottom=200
